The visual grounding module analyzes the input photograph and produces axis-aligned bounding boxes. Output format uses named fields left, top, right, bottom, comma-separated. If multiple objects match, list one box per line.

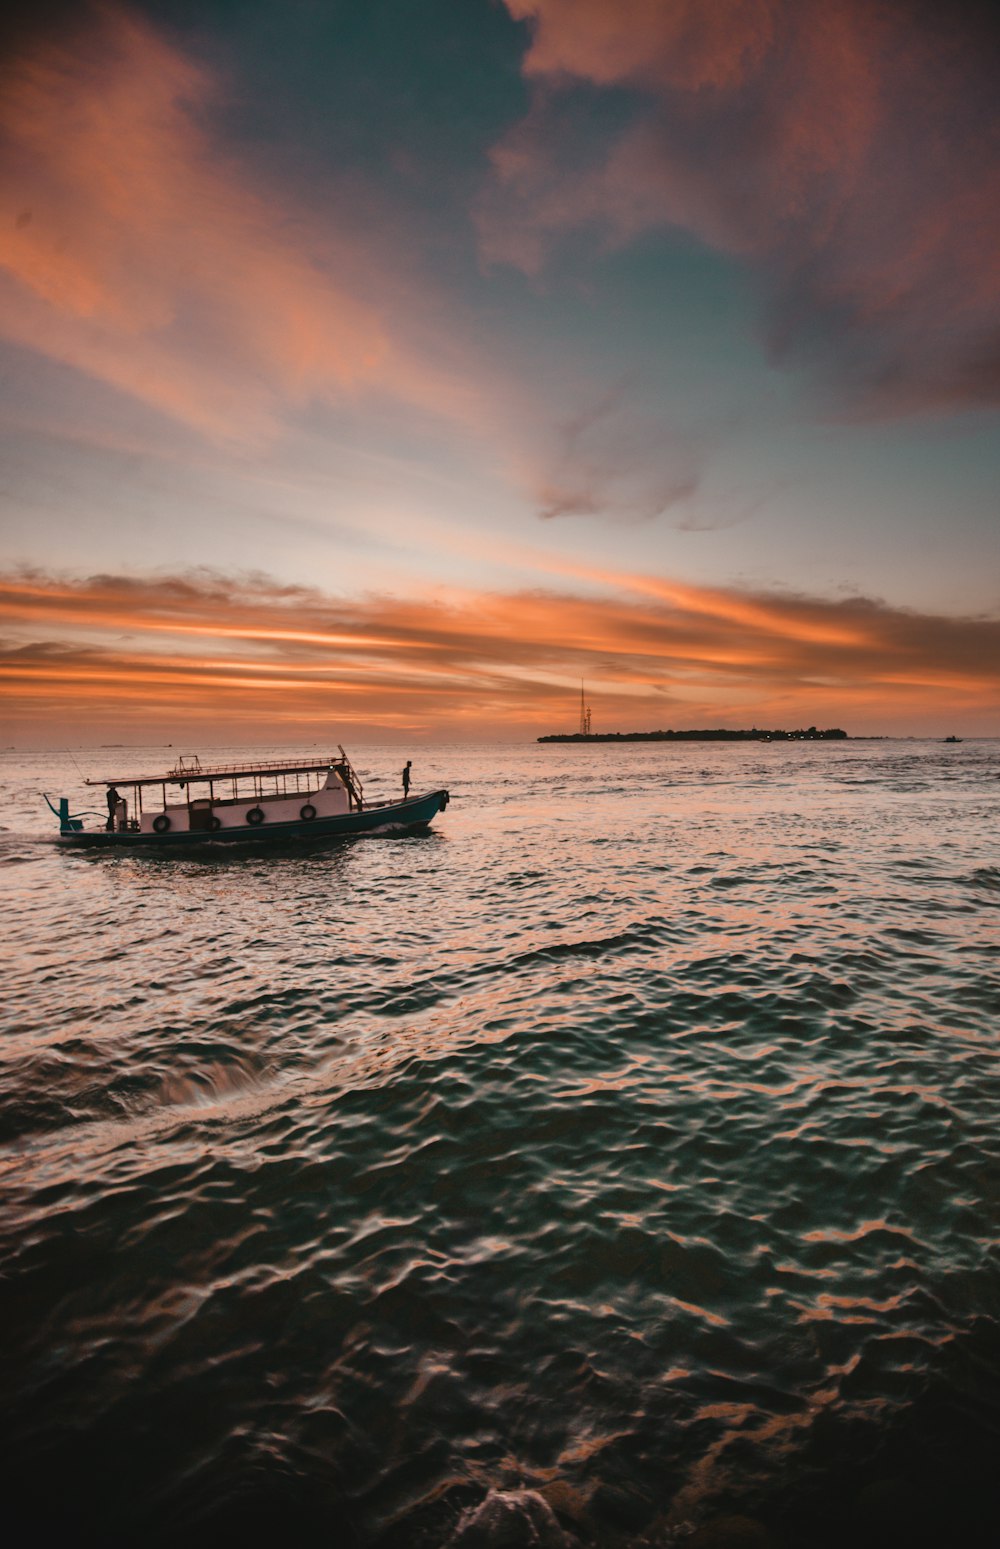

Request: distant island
left=538, top=726, right=848, bottom=743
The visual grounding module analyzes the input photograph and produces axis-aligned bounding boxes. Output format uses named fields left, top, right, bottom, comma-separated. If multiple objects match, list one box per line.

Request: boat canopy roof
left=85, top=754, right=347, bottom=789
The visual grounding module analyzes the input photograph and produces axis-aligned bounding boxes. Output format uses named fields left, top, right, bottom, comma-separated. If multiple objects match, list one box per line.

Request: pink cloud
left=490, top=0, right=1000, bottom=415
left=0, top=3, right=485, bottom=442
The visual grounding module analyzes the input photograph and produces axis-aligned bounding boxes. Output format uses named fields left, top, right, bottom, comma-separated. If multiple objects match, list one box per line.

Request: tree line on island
left=537, top=727, right=849, bottom=743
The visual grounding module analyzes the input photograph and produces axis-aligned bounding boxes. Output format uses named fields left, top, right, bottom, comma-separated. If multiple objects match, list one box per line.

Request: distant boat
left=943, top=735, right=963, bottom=743
left=45, top=747, right=449, bottom=848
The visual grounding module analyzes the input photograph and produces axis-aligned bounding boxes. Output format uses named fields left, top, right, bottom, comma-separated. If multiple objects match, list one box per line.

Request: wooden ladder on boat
left=337, top=745, right=365, bottom=809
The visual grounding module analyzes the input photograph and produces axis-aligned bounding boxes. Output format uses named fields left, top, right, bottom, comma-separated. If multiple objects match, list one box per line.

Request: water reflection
left=1, top=741, right=998, bottom=1545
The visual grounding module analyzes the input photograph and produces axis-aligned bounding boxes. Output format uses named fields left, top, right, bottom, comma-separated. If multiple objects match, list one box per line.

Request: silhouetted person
left=106, top=784, right=120, bottom=830
left=402, top=761, right=412, bottom=798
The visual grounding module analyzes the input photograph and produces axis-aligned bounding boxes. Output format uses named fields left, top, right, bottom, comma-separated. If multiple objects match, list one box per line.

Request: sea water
left=1, top=739, right=998, bottom=1546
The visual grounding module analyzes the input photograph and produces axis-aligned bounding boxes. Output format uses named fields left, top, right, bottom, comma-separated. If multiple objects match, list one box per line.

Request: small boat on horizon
left=45, top=747, right=449, bottom=848
left=943, top=735, right=963, bottom=743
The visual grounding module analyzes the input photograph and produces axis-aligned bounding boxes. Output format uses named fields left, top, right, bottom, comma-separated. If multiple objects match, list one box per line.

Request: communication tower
left=579, top=681, right=592, bottom=736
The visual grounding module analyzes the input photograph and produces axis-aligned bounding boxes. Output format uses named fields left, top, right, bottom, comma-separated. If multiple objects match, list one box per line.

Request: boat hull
left=57, top=789, right=449, bottom=848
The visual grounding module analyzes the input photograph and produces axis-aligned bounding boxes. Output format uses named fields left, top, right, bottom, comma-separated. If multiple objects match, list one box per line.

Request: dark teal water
left=2, top=741, right=999, bottom=1547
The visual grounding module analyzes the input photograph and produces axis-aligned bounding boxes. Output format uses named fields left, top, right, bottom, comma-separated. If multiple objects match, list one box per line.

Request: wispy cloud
left=2, top=567, right=997, bottom=738
left=534, top=376, right=703, bottom=521
left=0, top=2, right=484, bottom=443
left=1, top=1, right=702, bottom=527
left=487, top=0, right=1000, bottom=417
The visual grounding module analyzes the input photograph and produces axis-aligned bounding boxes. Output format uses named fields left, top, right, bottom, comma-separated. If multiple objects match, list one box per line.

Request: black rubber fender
left=300, top=803, right=317, bottom=821
left=246, top=807, right=265, bottom=825
left=152, top=814, right=171, bottom=833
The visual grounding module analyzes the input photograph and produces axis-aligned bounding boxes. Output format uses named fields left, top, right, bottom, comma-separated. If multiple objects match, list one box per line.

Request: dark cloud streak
left=535, top=375, right=704, bottom=521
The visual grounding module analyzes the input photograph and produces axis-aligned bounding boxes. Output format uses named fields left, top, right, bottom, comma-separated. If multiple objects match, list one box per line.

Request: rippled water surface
left=2, top=740, right=999, bottom=1547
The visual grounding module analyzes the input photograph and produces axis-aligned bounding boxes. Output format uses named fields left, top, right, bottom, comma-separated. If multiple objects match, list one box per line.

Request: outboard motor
left=43, top=795, right=85, bottom=833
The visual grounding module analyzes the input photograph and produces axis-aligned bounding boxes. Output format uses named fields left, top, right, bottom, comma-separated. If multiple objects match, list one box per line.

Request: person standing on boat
left=402, top=761, right=412, bottom=798
left=105, top=785, right=120, bottom=830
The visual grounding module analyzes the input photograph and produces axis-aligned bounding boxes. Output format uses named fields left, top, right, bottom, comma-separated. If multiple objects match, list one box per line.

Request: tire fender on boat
left=153, top=814, right=171, bottom=833
left=246, top=807, right=265, bottom=825
left=210, top=816, right=221, bottom=831
left=300, top=803, right=317, bottom=821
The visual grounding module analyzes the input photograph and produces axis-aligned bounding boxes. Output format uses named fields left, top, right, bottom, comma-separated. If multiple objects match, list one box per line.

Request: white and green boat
left=46, top=748, right=449, bottom=848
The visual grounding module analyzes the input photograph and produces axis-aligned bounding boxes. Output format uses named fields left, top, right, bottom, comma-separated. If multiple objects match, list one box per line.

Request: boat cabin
left=86, top=750, right=365, bottom=836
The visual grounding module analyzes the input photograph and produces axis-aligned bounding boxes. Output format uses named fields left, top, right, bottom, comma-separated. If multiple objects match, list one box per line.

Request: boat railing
left=164, top=754, right=344, bottom=780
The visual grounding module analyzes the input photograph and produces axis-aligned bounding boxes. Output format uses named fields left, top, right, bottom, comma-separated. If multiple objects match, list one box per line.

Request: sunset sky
left=1, top=0, right=998, bottom=741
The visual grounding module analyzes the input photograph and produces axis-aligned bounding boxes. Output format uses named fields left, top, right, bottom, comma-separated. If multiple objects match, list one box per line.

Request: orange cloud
left=2, top=567, right=997, bottom=739
left=0, top=3, right=483, bottom=442
left=490, top=0, right=1000, bottom=414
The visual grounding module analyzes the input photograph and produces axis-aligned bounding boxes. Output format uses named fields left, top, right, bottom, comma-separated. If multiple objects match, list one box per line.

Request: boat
left=943, top=735, right=963, bottom=743
left=45, top=747, right=449, bottom=848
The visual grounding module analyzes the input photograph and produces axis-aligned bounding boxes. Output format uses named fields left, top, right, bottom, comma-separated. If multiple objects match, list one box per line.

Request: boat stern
left=43, top=795, right=85, bottom=834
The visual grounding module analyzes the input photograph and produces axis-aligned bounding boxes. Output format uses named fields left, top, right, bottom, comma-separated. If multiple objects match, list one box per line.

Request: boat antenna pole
left=63, top=746, right=90, bottom=781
